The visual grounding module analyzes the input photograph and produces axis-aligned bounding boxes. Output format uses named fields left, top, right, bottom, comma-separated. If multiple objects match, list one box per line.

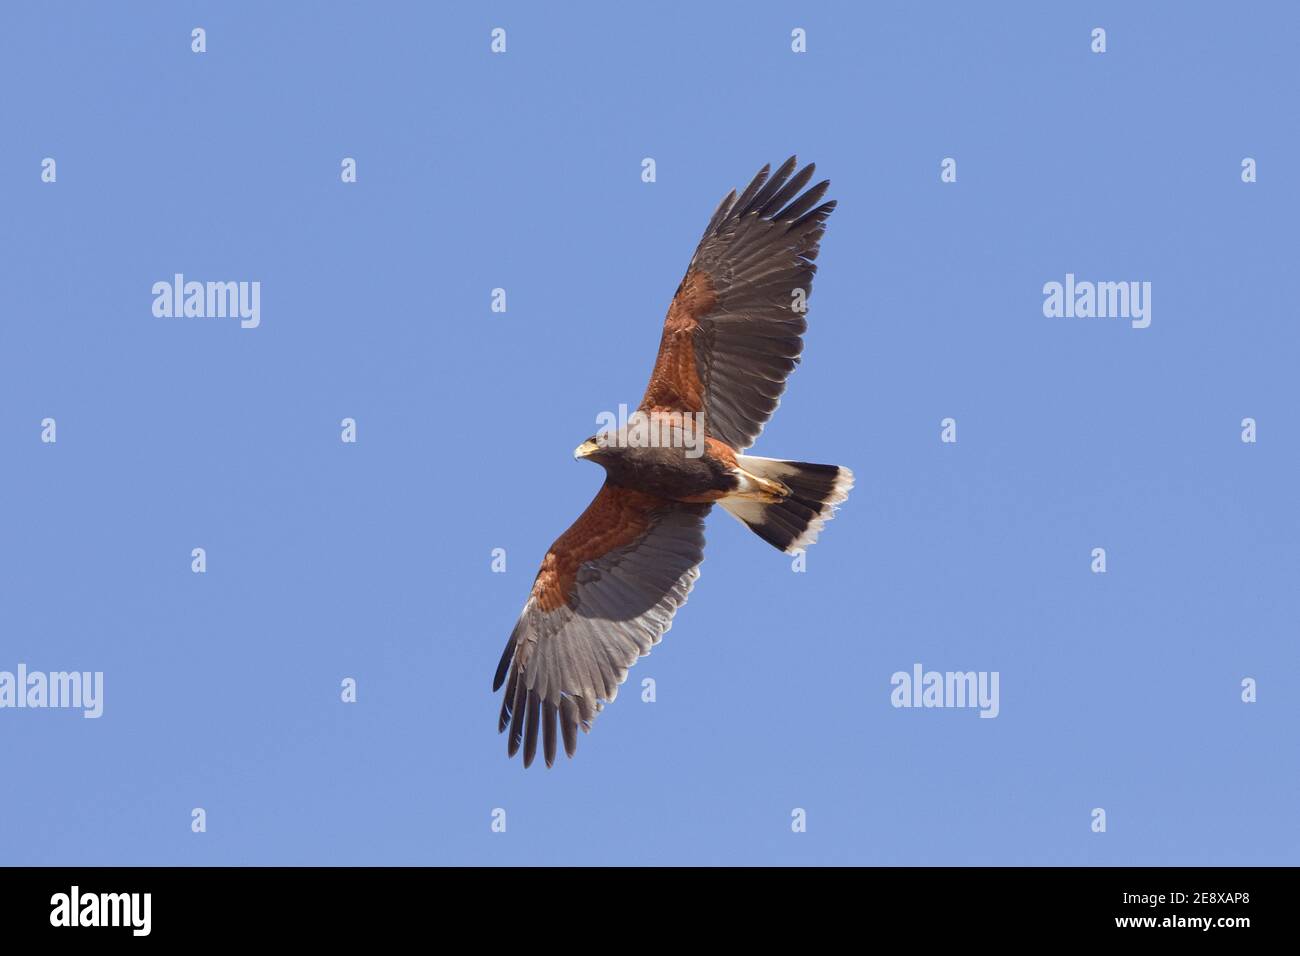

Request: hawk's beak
left=574, top=440, right=600, bottom=460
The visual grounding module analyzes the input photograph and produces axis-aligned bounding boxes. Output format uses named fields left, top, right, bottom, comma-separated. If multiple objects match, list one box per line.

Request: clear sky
left=1, top=1, right=1296, bottom=865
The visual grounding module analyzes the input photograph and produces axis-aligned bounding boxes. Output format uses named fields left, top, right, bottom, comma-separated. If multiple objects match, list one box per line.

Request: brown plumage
left=494, top=157, right=854, bottom=767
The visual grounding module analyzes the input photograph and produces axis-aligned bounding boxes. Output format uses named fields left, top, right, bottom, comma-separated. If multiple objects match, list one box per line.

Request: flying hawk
left=493, top=157, right=852, bottom=767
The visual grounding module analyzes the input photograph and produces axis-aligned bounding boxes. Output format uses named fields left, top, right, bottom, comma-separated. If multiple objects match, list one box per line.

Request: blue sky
left=0, top=1, right=1296, bottom=865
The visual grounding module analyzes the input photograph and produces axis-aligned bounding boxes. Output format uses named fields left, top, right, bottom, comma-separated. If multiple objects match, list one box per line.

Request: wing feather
left=639, top=157, right=836, bottom=451
left=493, top=484, right=709, bottom=767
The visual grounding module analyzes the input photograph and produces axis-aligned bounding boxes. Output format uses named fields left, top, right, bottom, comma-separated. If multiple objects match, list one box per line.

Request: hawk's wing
left=640, top=156, right=836, bottom=451
left=493, top=484, right=709, bottom=767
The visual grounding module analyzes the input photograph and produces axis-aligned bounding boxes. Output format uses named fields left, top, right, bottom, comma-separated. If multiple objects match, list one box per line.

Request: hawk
left=493, top=157, right=852, bottom=767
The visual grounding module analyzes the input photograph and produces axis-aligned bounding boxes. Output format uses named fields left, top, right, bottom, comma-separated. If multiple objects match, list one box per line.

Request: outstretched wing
left=640, top=156, right=836, bottom=451
left=493, top=484, right=709, bottom=767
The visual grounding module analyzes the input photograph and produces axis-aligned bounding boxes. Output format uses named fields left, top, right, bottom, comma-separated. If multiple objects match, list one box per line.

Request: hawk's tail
left=720, top=455, right=854, bottom=554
